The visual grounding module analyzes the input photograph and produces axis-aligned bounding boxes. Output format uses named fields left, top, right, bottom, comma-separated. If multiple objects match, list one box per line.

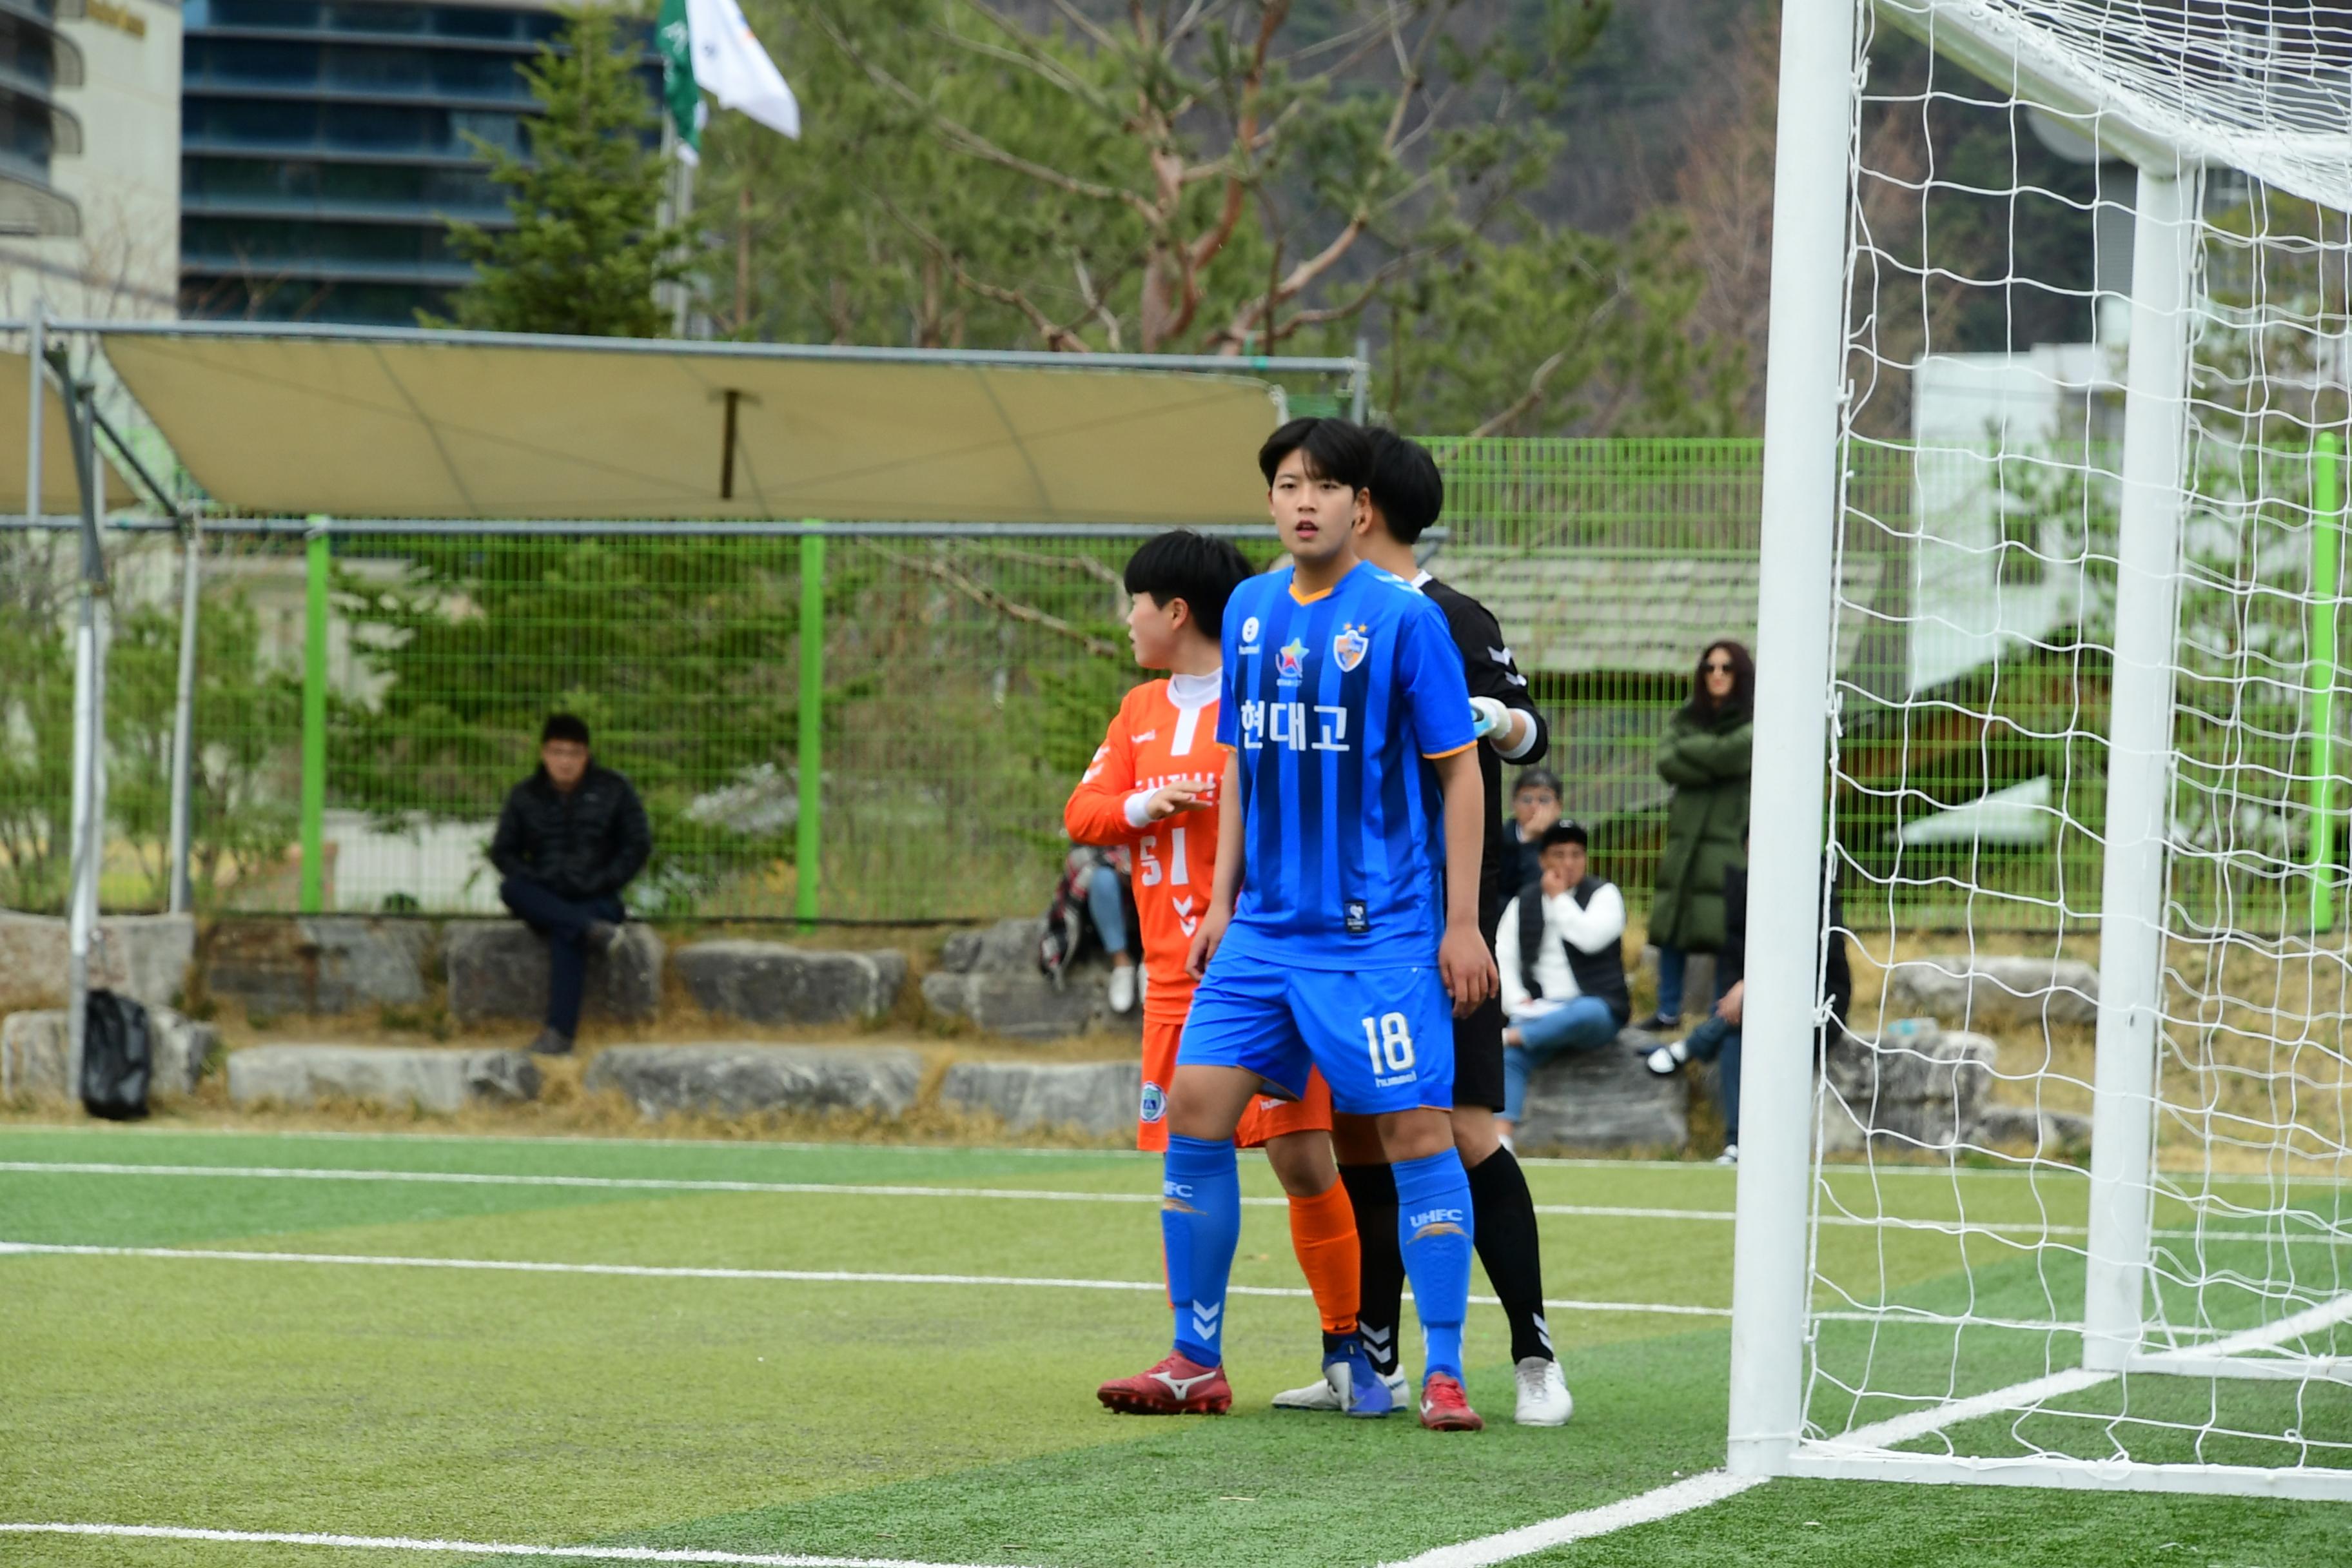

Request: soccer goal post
left=1730, top=0, right=2352, bottom=1498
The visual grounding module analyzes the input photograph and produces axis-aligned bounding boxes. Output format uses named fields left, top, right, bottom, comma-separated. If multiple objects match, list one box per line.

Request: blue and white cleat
left=1270, top=1342, right=1400, bottom=1418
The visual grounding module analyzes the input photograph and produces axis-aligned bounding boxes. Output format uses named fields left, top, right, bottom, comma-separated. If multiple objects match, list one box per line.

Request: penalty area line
left=0, top=1522, right=1003, bottom=1567
left=0, top=1241, right=1730, bottom=1318
left=1377, top=1471, right=1769, bottom=1567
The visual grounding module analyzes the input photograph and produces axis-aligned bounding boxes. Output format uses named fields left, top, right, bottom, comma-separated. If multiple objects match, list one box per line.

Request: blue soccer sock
left=1394, top=1148, right=1475, bottom=1384
left=1161, top=1133, right=1242, bottom=1367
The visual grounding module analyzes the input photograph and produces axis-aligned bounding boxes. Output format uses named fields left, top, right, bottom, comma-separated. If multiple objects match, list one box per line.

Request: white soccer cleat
left=1272, top=1363, right=1408, bottom=1412
left=1108, top=965, right=1138, bottom=1014
left=1513, top=1356, right=1574, bottom=1427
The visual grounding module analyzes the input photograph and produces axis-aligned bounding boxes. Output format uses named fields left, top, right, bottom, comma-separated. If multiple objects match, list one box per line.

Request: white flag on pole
left=686, top=0, right=801, bottom=141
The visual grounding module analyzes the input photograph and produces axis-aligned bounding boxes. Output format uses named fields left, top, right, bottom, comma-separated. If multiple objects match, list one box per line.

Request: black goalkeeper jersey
left=1416, top=571, right=1549, bottom=928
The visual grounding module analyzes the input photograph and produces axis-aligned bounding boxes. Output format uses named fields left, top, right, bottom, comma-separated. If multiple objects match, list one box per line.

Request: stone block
left=1971, top=1102, right=2093, bottom=1153
left=1821, top=1021, right=1998, bottom=1153
left=675, top=941, right=906, bottom=1025
left=583, top=1043, right=921, bottom=1120
left=938, top=918, right=1045, bottom=974
left=0, top=910, right=195, bottom=1010
left=226, top=1044, right=541, bottom=1113
left=1882, top=954, right=2100, bottom=1030
left=1513, top=1028, right=1689, bottom=1152
left=205, top=917, right=432, bottom=1017
left=921, top=963, right=1137, bottom=1042
left=939, top=1059, right=1141, bottom=1137
left=1, top=1003, right=218, bottom=1101
left=443, top=920, right=662, bottom=1026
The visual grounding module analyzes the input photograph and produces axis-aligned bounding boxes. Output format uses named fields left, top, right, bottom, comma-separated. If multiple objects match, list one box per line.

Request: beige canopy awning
left=99, top=330, right=1303, bottom=524
left=0, top=352, right=138, bottom=514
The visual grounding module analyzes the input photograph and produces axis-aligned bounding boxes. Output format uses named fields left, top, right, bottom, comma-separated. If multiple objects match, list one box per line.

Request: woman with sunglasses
left=1638, top=639, right=1754, bottom=1033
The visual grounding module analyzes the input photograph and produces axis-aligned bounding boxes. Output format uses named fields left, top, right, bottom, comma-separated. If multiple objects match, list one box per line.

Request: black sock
left=1321, top=1329, right=1352, bottom=1356
left=1338, top=1162, right=1403, bottom=1377
left=1467, top=1146, right=1553, bottom=1365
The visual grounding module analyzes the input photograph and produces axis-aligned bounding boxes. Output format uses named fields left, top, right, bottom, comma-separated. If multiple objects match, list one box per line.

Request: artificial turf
left=1, top=1125, right=2344, bottom=1567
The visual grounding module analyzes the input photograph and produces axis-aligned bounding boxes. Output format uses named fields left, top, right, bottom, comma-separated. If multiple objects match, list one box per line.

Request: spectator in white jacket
left=1495, top=821, right=1632, bottom=1142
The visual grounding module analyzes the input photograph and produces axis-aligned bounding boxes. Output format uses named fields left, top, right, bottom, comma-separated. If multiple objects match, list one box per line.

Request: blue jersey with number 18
left=1213, top=558, right=1477, bottom=971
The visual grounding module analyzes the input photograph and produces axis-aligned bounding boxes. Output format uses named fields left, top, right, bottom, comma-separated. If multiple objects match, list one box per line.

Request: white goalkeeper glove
left=1469, top=696, right=1511, bottom=740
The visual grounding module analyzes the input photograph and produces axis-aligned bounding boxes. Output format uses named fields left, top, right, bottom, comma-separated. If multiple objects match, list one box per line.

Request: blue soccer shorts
left=1176, top=950, right=1456, bottom=1116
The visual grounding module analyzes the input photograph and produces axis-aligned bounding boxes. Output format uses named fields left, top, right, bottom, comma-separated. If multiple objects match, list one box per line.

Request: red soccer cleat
left=1096, top=1352, right=1233, bottom=1415
left=1418, top=1372, right=1485, bottom=1432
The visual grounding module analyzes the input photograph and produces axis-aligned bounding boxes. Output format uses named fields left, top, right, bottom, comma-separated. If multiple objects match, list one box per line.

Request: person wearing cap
left=1493, top=820, right=1631, bottom=1144
left=1505, top=769, right=1565, bottom=892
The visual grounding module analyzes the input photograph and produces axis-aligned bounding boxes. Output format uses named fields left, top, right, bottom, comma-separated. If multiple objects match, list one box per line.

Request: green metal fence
left=6, top=435, right=2348, bottom=934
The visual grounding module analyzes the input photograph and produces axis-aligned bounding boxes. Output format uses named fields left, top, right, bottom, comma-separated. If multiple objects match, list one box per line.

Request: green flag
left=656, top=0, right=701, bottom=164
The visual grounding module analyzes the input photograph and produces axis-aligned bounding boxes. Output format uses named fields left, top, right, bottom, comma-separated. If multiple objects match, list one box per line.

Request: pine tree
left=438, top=4, right=685, bottom=337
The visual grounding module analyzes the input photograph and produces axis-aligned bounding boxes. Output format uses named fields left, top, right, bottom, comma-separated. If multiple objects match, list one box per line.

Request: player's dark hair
left=541, top=712, right=591, bottom=747
left=1124, top=529, right=1253, bottom=638
left=1541, top=820, right=1588, bottom=850
left=1257, top=416, right=1373, bottom=491
left=1365, top=428, right=1444, bottom=544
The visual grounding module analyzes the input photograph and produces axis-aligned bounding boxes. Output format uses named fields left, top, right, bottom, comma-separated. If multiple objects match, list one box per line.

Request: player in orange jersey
left=1065, top=529, right=1371, bottom=1409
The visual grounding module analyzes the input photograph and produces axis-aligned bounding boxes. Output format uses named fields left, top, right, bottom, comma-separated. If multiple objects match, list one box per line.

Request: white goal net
left=1733, top=0, right=2352, bottom=1498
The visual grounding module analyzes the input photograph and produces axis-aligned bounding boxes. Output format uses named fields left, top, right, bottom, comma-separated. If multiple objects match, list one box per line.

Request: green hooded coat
left=1648, top=704, right=1753, bottom=951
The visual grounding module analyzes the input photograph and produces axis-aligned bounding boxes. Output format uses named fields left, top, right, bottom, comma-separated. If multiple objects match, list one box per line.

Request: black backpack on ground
left=1039, top=849, right=1108, bottom=992
left=81, top=989, right=153, bottom=1121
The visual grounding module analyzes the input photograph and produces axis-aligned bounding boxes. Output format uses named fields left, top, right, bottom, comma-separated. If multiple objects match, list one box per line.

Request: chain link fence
left=9, top=435, right=2242, bottom=932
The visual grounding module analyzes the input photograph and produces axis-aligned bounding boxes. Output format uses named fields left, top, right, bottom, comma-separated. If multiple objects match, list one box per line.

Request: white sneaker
left=1272, top=1364, right=1409, bottom=1411
left=1642, top=1039, right=1690, bottom=1077
left=1108, top=965, right=1138, bottom=1014
left=1716, top=1143, right=1740, bottom=1166
left=1513, top=1356, right=1574, bottom=1427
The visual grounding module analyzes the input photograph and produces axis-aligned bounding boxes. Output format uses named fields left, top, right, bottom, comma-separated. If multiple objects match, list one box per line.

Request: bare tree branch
left=885, top=549, right=1122, bottom=659
left=806, top=5, right=1153, bottom=220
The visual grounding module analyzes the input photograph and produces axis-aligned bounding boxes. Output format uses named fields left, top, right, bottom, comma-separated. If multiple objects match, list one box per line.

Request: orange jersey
left=1063, top=674, right=1224, bottom=992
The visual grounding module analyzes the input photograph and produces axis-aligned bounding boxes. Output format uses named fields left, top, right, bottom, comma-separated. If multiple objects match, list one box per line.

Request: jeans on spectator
left=1086, top=863, right=1129, bottom=958
left=1654, top=945, right=1689, bottom=1020
left=1502, top=995, right=1621, bottom=1122
left=499, top=877, right=625, bottom=1038
left=1679, top=1013, right=1743, bottom=1145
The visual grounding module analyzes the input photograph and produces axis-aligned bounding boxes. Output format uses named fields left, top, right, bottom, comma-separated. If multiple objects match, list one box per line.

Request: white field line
left=1375, top=1471, right=1768, bottom=1568
left=0, top=1241, right=1732, bottom=1318
left=0, top=1161, right=2288, bottom=1240
left=13, top=1121, right=2217, bottom=1179
left=0, top=1522, right=994, bottom=1567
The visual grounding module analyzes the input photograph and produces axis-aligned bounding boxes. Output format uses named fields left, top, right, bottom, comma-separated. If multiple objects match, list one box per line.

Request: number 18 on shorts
left=1176, top=952, right=1457, bottom=1115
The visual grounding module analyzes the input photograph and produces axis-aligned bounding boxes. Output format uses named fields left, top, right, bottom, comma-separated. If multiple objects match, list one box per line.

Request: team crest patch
left=1333, top=623, right=1370, bottom=672
left=1277, top=636, right=1308, bottom=680
left=1140, top=1081, right=1167, bottom=1123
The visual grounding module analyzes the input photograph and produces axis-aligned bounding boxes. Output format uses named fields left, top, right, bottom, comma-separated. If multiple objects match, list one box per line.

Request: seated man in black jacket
left=489, top=714, right=652, bottom=1055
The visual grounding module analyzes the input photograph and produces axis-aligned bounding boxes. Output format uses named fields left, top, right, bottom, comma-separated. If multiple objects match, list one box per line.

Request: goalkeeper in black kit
left=1307, top=427, right=1574, bottom=1427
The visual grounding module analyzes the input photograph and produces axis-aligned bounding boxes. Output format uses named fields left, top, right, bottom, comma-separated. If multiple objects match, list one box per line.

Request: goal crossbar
left=1874, top=0, right=2352, bottom=211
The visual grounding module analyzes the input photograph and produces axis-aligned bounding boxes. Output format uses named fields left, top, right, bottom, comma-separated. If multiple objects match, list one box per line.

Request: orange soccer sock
left=1287, top=1181, right=1362, bottom=1337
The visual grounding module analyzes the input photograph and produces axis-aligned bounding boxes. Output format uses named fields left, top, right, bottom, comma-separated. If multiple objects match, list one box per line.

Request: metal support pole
left=166, top=516, right=202, bottom=913
left=1725, top=0, right=1857, bottom=1480
left=2084, top=162, right=2199, bottom=1373
left=63, top=371, right=106, bottom=1105
left=23, top=300, right=41, bottom=529
left=796, top=530, right=824, bottom=933
left=1350, top=337, right=1371, bottom=423
left=2309, top=433, right=2342, bottom=934
left=299, top=518, right=329, bottom=915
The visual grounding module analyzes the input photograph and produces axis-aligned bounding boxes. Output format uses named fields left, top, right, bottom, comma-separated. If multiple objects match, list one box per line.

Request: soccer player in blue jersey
left=1095, top=416, right=1499, bottom=1431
